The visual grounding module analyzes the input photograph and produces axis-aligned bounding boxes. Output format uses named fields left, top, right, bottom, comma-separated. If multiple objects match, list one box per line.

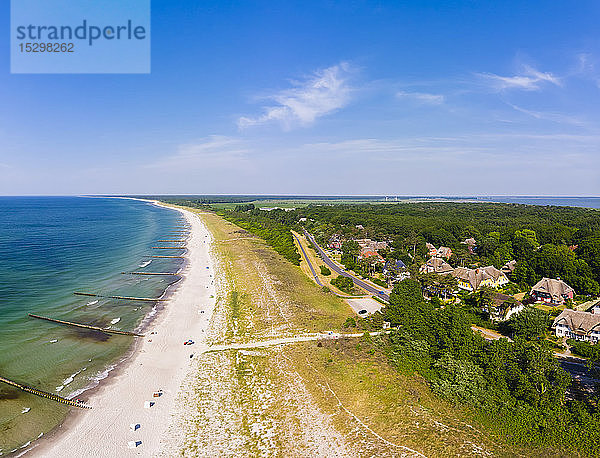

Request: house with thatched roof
left=451, top=266, right=509, bottom=291
left=419, top=257, right=453, bottom=275
left=436, top=246, right=453, bottom=259
left=530, top=277, right=575, bottom=306
left=501, top=260, right=517, bottom=275
left=552, top=309, right=600, bottom=343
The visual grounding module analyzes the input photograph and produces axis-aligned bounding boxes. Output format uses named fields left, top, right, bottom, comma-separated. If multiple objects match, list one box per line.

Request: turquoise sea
left=0, top=197, right=184, bottom=454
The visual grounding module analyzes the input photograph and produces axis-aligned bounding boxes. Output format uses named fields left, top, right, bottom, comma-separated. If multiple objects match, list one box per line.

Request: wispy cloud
left=396, top=90, right=444, bottom=104
left=505, top=102, right=587, bottom=126
left=478, top=65, right=561, bottom=91
left=238, top=62, right=355, bottom=130
left=148, top=135, right=251, bottom=170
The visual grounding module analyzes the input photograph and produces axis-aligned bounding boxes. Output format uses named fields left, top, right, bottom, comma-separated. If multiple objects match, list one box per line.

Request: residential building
left=462, top=237, right=477, bottom=254
left=451, top=266, right=509, bottom=291
left=501, top=260, right=517, bottom=275
left=552, top=309, right=600, bottom=343
left=486, top=293, right=524, bottom=321
left=419, top=257, right=453, bottom=275
left=530, top=277, right=575, bottom=305
left=436, top=246, right=453, bottom=259
left=358, top=247, right=384, bottom=263
left=356, top=239, right=388, bottom=251
left=383, top=259, right=410, bottom=282
left=426, top=243, right=437, bottom=257
left=327, top=235, right=342, bottom=250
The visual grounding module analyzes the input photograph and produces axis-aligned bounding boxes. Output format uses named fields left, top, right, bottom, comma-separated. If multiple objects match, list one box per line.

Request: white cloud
left=148, top=135, right=251, bottom=170
left=238, top=62, right=354, bottom=130
left=396, top=90, right=444, bottom=104
left=505, top=102, right=587, bottom=126
left=478, top=65, right=561, bottom=91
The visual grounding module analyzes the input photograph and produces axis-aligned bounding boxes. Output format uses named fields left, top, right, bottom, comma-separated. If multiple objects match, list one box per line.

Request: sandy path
left=31, top=205, right=216, bottom=457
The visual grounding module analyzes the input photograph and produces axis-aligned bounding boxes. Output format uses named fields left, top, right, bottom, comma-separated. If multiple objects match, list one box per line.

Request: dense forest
left=289, top=203, right=600, bottom=295
left=165, top=199, right=600, bottom=295
left=383, top=278, right=600, bottom=454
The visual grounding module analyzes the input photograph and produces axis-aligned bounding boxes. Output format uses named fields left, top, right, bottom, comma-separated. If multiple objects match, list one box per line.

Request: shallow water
left=0, top=197, right=184, bottom=453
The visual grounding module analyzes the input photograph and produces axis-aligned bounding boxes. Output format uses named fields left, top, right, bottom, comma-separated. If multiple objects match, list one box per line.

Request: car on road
left=358, top=309, right=368, bottom=315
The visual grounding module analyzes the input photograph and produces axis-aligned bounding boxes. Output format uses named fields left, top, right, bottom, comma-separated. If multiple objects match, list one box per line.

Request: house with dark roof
left=451, top=266, right=509, bottom=291
left=530, top=278, right=575, bottom=305
left=487, top=293, right=524, bottom=321
left=383, top=259, right=410, bottom=282
left=552, top=309, right=600, bottom=343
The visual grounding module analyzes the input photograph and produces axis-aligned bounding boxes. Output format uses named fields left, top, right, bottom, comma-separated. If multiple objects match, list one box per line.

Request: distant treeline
left=266, top=202, right=600, bottom=295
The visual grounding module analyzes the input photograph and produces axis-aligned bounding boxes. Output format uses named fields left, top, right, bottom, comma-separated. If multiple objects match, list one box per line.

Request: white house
left=552, top=309, right=600, bottom=343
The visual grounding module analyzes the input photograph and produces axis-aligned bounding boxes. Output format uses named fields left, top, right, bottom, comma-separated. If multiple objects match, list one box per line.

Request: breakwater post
left=0, top=375, right=91, bottom=409
left=28, top=314, right=145, bottom=337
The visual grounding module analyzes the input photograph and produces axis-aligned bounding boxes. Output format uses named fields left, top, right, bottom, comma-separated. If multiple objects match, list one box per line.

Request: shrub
left=331, top=275, right=355, bottom=294
left=320, top=265, right=331, bottom=276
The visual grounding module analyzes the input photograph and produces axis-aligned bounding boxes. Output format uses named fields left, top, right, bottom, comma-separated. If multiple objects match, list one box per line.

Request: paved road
left=292, top=233, right=323, bottom=286
left=303, top=229, right=389, bottom=302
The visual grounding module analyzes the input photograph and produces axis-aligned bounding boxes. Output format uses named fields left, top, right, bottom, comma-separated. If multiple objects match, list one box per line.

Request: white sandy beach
left=31, top=204, right=216, bottom=457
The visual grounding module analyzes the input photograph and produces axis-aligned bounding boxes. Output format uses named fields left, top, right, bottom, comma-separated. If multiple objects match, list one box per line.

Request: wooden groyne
left=157, top=240, right=186, bottom=243
left=152, top=246, right=186, bottom=250
left=150, top=255, right=186, bottom=259
left=0, top=375, right=91, bottom=409
left=73, top=292, right=166, bottom=302
left=29, top=314, right=145, bottom=337
left=122, top=271, right=179, bottom=276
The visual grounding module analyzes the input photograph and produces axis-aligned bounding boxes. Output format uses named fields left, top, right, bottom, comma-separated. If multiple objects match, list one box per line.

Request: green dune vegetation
left=173, top=201, right=600, bottom=456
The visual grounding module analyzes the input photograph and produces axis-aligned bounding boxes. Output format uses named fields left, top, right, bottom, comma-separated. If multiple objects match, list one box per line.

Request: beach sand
left=30, top=204, right=215, bottom=457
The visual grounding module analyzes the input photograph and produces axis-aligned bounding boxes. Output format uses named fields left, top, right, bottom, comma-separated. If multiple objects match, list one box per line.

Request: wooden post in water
left=0, top=375, right=91, bottom=409
left=122, top=271, right=179, bottom=276
left=149, top=255, right=186, bottom=258
left=73, top=292, right=166, bottom=302
left=28, top=313, right=145, bottom=337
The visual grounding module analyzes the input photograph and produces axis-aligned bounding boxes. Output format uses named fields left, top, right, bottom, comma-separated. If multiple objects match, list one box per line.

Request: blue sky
left=1, top=0, right=599, bottom=196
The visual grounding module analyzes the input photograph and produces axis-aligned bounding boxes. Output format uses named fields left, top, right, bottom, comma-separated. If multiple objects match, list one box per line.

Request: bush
left=331, top=275, right=355, bottom=294
left=343, top=317, right=356, bottom=328
left=569, top=340, right=600, bottom=359
left=320, top=265, right=331, bottom=276
left=431, top=353, right=489, bottom=406
left=371, top=277, right=387, bottom=288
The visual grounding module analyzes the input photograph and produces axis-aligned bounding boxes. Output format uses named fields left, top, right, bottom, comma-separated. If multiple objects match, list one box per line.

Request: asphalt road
left=558, top=358, right=600, bottom=392
left=303, top=229, right=389, bottom=302
left=292, top=233, right=323, bottom=287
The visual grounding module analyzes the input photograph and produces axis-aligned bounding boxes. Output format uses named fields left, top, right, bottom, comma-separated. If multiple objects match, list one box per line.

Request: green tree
left=507, top=307, right=549, bottom=341
left=384, top=279, right=423, bottom=326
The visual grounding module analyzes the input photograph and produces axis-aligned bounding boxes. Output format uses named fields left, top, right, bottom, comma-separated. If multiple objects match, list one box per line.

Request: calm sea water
left=0, top=197, right=184, bottom=453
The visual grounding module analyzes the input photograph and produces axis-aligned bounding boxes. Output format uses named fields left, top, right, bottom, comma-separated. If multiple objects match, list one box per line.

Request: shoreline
left=21, top=201, right=216, bottom=457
